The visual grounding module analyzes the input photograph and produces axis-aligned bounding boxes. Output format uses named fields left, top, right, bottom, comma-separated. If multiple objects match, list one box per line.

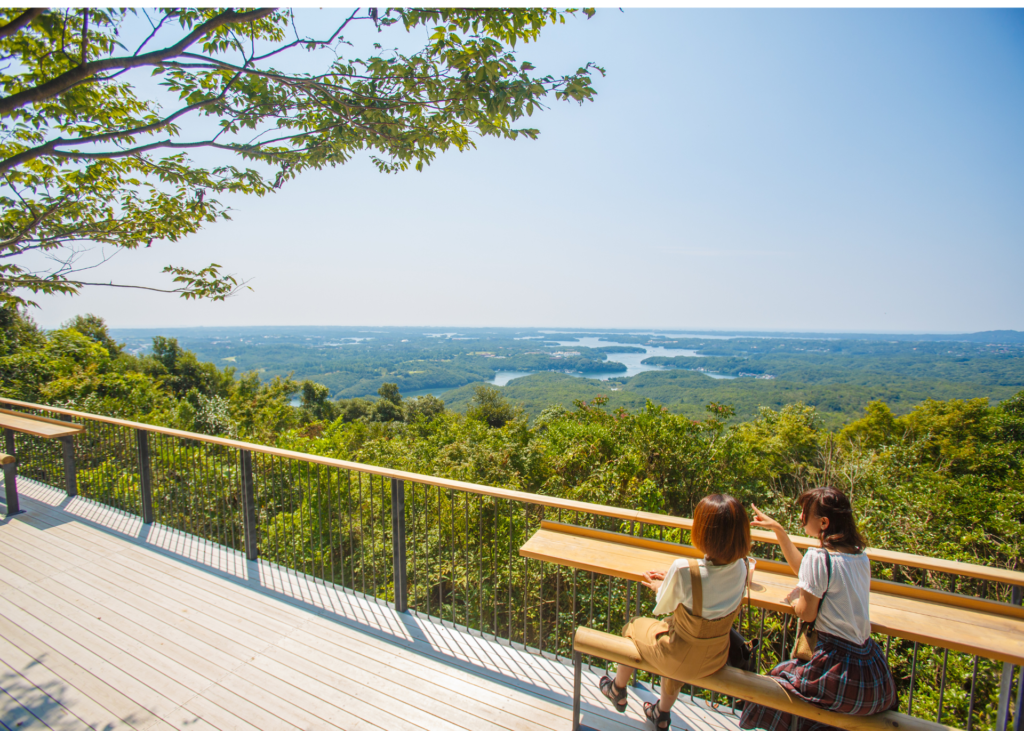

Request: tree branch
left=0, top=8, right=276, bottom=118
left=0, top=9, right=43, bottom=41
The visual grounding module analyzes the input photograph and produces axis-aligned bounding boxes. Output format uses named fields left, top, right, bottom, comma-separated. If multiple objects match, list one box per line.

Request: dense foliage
left=0, top=8, right=600, bottom=304
left=3, top=309, right=1023, bottom=727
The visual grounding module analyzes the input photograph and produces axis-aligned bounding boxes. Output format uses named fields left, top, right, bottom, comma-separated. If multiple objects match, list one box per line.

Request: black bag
left=727, top=558, right=758, bottom=672
left=728, top=627, right=758, bottom=671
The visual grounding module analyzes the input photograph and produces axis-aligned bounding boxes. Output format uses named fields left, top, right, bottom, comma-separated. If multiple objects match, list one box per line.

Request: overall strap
left=686, top=558, right=703, bottom=618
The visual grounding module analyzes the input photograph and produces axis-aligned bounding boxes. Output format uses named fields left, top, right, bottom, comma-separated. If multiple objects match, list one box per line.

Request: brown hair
left=691, top=494, right=752, bottom=564
left=797, top=487, right=868, bottom=554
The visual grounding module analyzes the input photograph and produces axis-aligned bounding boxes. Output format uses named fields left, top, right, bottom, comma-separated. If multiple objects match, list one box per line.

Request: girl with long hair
left=741, top=487, right=897, bottom=730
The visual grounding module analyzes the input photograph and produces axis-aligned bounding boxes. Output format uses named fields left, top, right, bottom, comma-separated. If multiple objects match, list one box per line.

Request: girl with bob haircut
left=598, top=494, right=753, bottom=730
left=741, top=487, right=897, bottom=731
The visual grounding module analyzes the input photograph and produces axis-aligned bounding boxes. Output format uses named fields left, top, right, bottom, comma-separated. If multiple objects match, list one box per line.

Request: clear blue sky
left=29, top=9, right=1024, bottom=333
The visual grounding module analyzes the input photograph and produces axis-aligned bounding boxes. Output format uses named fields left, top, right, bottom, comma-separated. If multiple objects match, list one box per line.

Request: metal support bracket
left=136, top=430, right=153, bottom=524
left=3, top=428, right=21, bottom=516
left=239, top=450, right=258, bottom=561
left=391, top=478, right=408, bottom=612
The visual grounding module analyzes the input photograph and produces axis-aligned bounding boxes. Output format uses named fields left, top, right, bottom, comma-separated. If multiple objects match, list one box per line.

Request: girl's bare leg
left=614, top=664, right=633, bottom=690
left=659, top=680, right=682, bottom=713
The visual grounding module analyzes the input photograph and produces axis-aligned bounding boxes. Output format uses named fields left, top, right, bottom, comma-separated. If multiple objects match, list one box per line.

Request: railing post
left=572, top=649, right=582, bottom=731
left=3, top=428, right=21, bottom=516
left=59, top=414, right=77, bottom=497
left=391, top=477, right=408, bottom=612
left=239, top=449, right=258, bottom=561
left=136, top=430, right=153, bottom=524
left=998, top=585, right=1024, bottom=731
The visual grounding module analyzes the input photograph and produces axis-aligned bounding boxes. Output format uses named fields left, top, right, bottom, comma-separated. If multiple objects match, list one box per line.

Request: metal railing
left=1, top=397, right=1022, bottom=731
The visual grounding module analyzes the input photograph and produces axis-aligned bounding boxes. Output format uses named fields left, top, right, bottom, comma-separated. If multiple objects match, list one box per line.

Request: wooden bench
left=571, top=626, right=958, bottom=731
left=0, top=408, right=83, bottom=515
left=522, top=521, right=1024, bottom=666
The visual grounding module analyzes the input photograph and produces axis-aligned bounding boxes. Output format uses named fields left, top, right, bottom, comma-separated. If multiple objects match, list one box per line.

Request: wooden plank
left=284, top=627, right=568, bottom=730
left=0, top=596, right=173, bottom=729
left=0, top=575, right=208, bottom=702
left=522, top=524, right=1024, bottom=665
left=0, top=632, right=119, bottom=731
left=0, top=409, right=82, bottom=439
left=0, top=684, right=53, bottom=731
left=214, top=672, right=352, bottom=731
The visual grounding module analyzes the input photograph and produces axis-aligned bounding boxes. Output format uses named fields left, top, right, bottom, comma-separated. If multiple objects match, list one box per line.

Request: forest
left=3, top=309, right=1024, bottom=727
left=111, top=325, right=1024, bottom=429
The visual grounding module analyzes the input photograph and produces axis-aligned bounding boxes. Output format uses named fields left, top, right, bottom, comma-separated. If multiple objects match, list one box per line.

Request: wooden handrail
left=2, top=396, right=1022, bottom=587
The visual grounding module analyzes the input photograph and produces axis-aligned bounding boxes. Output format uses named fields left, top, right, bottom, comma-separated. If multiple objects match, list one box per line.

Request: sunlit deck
left=0, top=478, right=743, bottom=731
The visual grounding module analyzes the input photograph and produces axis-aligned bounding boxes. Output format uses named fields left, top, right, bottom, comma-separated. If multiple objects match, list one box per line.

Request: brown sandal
left=598, top=676, right=627, bottom=712
left=644, top=700, right=671, bottom=730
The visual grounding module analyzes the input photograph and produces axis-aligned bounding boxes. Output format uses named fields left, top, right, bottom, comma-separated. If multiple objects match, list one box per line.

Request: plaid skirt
left=739, top=631, right=898, bottom=731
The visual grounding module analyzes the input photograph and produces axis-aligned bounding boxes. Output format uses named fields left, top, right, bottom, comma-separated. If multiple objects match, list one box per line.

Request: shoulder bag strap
left=686, top=558, right=703, bottom=618
left=819, top=549, right=833, bottom=608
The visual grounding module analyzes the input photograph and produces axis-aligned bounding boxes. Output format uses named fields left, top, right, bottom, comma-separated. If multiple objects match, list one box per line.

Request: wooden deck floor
left=0, top=477, right=742, bottom=731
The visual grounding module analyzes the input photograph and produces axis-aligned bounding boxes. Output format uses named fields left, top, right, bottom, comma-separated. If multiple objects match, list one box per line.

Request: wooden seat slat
left=0, top=409, right=82, bottom=439
left=572, top=627, right=958, bottom=731
left=522, top=522, right=1024, bottom=665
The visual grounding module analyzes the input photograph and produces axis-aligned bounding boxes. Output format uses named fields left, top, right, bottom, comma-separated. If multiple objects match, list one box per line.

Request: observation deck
left=0, top=478, right=738, bottom=731
left=1, top=397, right=1022, bottom=731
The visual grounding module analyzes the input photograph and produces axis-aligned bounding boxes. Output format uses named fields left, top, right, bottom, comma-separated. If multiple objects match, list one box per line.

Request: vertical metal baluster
left=885, top=635, right=892, bottom=663
left=317, top=465, right=326, bottom=582
left=589, top=569, right=595, bottom=629
left=345, top=470, right=353, bottom=591
left=410, top=482, right=417, bottom=610
left=555, top=552, right=561, bottom=658
left=491, top=497, right=497, bottom=636
left=462, top=491, right=469, bottom=627
left=967, top=654, right=980, bottom=731
left=780, top=616, right=789, bottom=662
left=606, top=572, right=612, bottom=634
left=523, top=503, right=530, bottom=647
left=755, top=608, right=766, bottom=672
left=358, top=472, right=366, bottom=595
left=507, top=498, right=513, bottom=641
left=370, top=473, right=377, bottom=598
left=440, top=485, right=445, bottom=619
left=327, top=467, right=335, bottom=585
left=573, top=565, right=581, bottom=638
left=937, top=648, right=949, bottom=722
left=450, top=489, right=457, bottom=625
left=426, top=485, right=433, bottom=618
left=476, top=492, right=482, bottom=631
left=907, top=641, right=919, bottom=715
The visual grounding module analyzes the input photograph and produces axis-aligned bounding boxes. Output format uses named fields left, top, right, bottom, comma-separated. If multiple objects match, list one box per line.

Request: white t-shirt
left=653, top=557, right=753, bottom=619
left=798, top=547, right=871, bottom=644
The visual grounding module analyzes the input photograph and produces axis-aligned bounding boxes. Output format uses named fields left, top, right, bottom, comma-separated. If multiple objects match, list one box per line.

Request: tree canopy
left=0, top=7, right=600, bottom=305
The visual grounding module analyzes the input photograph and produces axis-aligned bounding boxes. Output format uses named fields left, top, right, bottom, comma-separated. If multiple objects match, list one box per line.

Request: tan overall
left=623, top=558, right=744, bottom=696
